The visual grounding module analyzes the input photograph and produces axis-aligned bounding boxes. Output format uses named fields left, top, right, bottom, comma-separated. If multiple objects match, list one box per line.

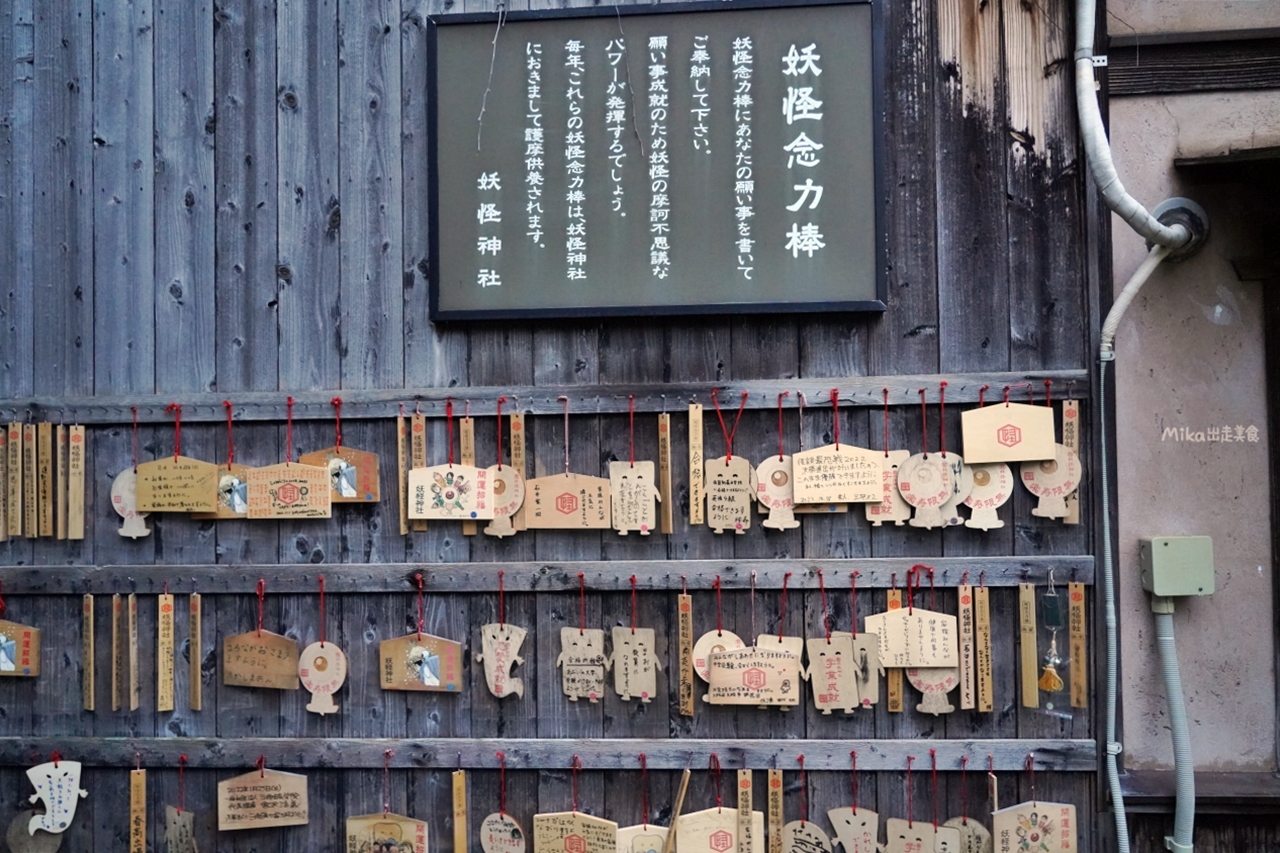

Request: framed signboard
left=428, top=0, right=884, bottom=320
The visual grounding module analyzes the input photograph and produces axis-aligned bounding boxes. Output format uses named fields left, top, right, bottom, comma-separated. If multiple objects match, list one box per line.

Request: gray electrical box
left=1139, top=536, right=1215, bottom=596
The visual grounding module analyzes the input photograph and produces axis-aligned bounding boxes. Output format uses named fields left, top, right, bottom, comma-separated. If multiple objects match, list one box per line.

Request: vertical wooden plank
left=0, top=0, right=34, bottom=401
left=214, top=0, right=280, bottom=392
left=33, top=0, right=93, bottom=397
left=277, top=0, right=341, bottom=390
left=155, top=0, right=216, bottom=393
left=94, top=0, right=156, bottom=394
left=339, top=0, right=403, bottom=389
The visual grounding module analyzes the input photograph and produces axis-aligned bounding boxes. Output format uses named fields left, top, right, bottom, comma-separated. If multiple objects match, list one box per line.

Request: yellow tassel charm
left=1038, top=664, right=1064, bottom=693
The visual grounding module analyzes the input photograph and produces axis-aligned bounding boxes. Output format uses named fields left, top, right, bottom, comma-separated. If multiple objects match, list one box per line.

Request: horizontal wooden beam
left=1109, top=37, right=1280, bottom=96
left=0, top=369, right=1087, bottom=424
left=0, top=556, right=1093, bottom=594
left=0, top=737, right=1097, bottom=772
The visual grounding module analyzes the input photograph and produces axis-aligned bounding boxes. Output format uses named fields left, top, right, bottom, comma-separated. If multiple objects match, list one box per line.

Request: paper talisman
left=380, top=632, right=464, bottom=692
left=5, top=812, right=61, bottom=853
left=1020, top=445, right=1081, bottom=519
left=111, top=594, right=124, bottom=710
left=111, top=468, right=151, bottom=539
left=974, top=587, right=994, bottom=712
left=896, top=454, right=952, bottom=530
left=460, top=416, right=479, bottom=536
left=609, top=460, right=661, bottom=535
left=963, top=463, right=1013, bottom=530
left=129, top=769, right=145, bottom=853
left=0, top=618, right=40, bottom=677
left=830, top=631, right=884, bottom=707
left=299, top=640, right=347, bottom=715
left=961, top=403, right=1056, bottom=464
left=792, top=444, right=881, bottom=505
left=863, top=608, right=959, bottom=668
left=884, top=819, right=934, bottom=853
left=300, top=445, right=380, bottom=503
left=26, top=759, right=87, bottom=835
left=942, top=817, right=992, bottom=853
left=826, top=808, right=880, bottom=853
left=135, top=455, right=220, bottom=513
left=128, top=594, right=140, bottom=710
left=484, top=464, right=526, bottom=538
left=477, top=623, right=527, bottom=699
left=511, top=413, right=529, bottom=531
left=223, top=630, right=301, bottom=690
left=410, top=413, right=428, bottom=532
left=905, top=667, right=959, bottom=715
left=5, top=423, right=19, bottom=537
left=1018, top=584, right=1038, bottom=709
left=217, top=768, right=309, bottom=830
left=533, top=812, right=618, bottom=853
left=704, top=646, right=800, bottom=706
left=164, top=805, right=199, bottom=853
left=754, top=455, right=799, bottom=530
left=558, top=627, right=606, bottom=703
left=482, top=812, right=527, bottom=853
left=866, top=450, right=911, bottom=527
left=1069, top=583, right=1087, bottom=709
left=247, top=462, right=332, bottom=519
left=693, top=629, right=746, bottom=682
left=66, top=426, right=85, bottom=540
left=609, top=626, right=662, bottom=703
left=525, top=472, right=611, bottom=529
left=991, top=802, right=1075, bottom=853
left=346, top=813, right=429, bottom=853
left=802, top=635, right=860, bottom=715
left=704, top=455, right=756, bottom=534
left=781, top=821, right=831, bottom=853
left=617, top=824, right=666, bottom=853
left=936, top=454, right=974, bottom=527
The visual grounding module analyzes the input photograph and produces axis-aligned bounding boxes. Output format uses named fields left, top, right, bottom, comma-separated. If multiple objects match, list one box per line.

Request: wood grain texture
left=0, top=0, right=33, bottom=400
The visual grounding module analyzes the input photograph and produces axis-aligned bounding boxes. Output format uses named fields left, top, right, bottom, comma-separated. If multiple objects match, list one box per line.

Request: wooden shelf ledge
left=1120, top=770, right=1280, bottom=814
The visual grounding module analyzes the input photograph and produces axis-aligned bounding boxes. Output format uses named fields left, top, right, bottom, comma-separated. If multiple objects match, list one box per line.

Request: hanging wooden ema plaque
left=408, top=400, right=495, bottom=522
left=792, top=391, right=881, bottom=506
left=25, top=754, right=88, bottom=835
left=803, top=572, right=860, bottom=715
left=607, top=577, right=662, bottom=703
left=827, top=754, right=879, bottom=853
left=532, top=758, right=617, bottom=853
left=193, top=402, right=252, bottom=520
left=755, top=393, right=799, bottom=530
left=135, top=404, right=220, bottom=513
left=246, top=397, right=331, bottom=519
left=609, top=398, right=661, bottom=535
left=559, top=575, right=606, bottom=702
left=991, top=761, right=1075, bottom=853
left=781, top=759, right=832, bottom=853
left=299, top=576, right=346, bottom=715
left=164, top=757, right=198, bottom=853
left=298, top=397, right=380, bottom=503
left=866, top=392, right=911, bottom=527
left=347, top=751, right=429, bottom=853
left=482, top=753, right=526, bottom=853
left=527, top=398, right=611, bottom=529
left=111, top=458, right=151, bottom=539
left=961, top=384, right=1056, bottom=464
left=693, top=577, right=746, bottom=683
left=704, top=390, right=756, bottom=534
left=864, top=567, right=959, bottom=716
left=750, top=572, right=804, bottom=710
left=477, top=571, right=527, bottom=699
left=0, top=589, right=41, bottom=677
left=828, top=573, right=884, bottom=708
left=381, top=573, right=464, bottom=692
left=223, top=580, right=300, bottom=690
left=218, top=759, right=309, bottom=830
left=617, top=756, right=667, bottom=853
left=485, top=398, right=526, bottom=538
left=676, top=758, right=766, bottom=853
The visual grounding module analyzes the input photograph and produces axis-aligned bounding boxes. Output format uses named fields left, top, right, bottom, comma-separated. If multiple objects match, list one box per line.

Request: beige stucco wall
left=1111, top=89, right=1280, bottom=770
left=1106, top=0, right=1280, bottom=39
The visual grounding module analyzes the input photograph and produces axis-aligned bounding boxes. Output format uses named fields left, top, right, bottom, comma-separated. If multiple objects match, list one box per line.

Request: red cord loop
left=829, top=388, right=840, bottom=450
left=222, top=400, right=235, bottom=467
left=630, top=575, right=638, bottom=633
left=930, top=748, right=939, bottom=830
left=178, top=755, right=187, bottom=813
left=882, top=388, right=890, bottom=456
left=257, top=755, right=266, bottom=777
left=628, top=395, right=636, bottom=467
left=498, top=569, right=506, bottom=626
left=850, top=571, right=859, bottom=637
left=918, top=389, right=929, bottom=457
left=256, top=579, right=266, bottom=636
left=938, top=381, right=947, bottom=457
left=709, top=754, right=723, bottom=810
left=165, top=403, right=182, bottom=461
left=331, top=397, right=343, bottom=450
left=497, top=751, right=508, bottom=816
left=577, top=573, right=587, bottom=635
left=639, top=753, right=650, bottom=827
left=571, top=755, right=583, bottom=813
left=817, top=569, right=830, bottom=641
left=285, top=397, right=295, bottom=464
left=713, top=576, right=724, bottom=635
left=850, top=751, right=858, bottom=811
left=446, top=399, right=455, bottom=466
left=777, top=392, right=790, bottom=460
left=318, top=575, right=327, bottom=647
left=906, top=755, right=915, bottom=827
left=415, top=572, right=426, bottom=638
left=710, top=389, right=748, bottom=462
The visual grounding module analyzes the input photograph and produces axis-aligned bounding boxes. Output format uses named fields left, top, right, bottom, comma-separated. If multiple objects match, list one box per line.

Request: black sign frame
left=427, top=0, right=888, bottom=321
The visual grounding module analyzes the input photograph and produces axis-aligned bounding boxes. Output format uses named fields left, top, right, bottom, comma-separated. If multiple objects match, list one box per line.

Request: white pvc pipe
left=1154, top=610, right=1195, bottom=853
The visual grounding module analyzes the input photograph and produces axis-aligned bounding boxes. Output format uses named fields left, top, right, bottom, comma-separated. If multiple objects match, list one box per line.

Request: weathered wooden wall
left=0, top=0, right=1100, bottom=849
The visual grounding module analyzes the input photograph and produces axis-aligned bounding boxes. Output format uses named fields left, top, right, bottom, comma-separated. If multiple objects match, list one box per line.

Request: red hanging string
left=331, top=397, right=343, bottom=450
left=978, top=385, right=989, bottom=407
left=165, top=403, right=182, bottom=461
left=960, top=570, right=970, bottom=588
left=882, top=388, right=890, bottom=456
left=222, top=400, right=236, bottom=468
left=960, top=756, right=969, bottom=825
left=1044, top=379, right=1052, bottom=407
left=850, top=751, right=859, bottom=811
left=285, top=397, right=295, bottom=465
left=850, top=571, right=859, bottom=638
left=130, top=406, right=140, bottom=472
left=905, top=567, right=914, bottom=615
left=906, top=755, right=915, bottom=828
left=798, top=755, right=808, bottom=825
left=317, top=576, right=329, bottom=646
left=257, top=755, right=266, bottom=778
left=778, top=571, right=793, bottom=642
left=938, top=381, right=947, bottom=457
left=709, top=754, right=723, bottom=811
left=498, top=569, right=506, bottom=626
left=446, top=399, right=455, bottom=466
left=0, top=580, right=5, bottom=620
left=639, top=753, right=650, bottom=827
left=560, top=396, right=571, bottom=474
left=256, top=579, right=266, bottom=637
left=1003, top=386, right=1011, bottom=405
left=710, top=389, right=748, bottom=462
left=571, top=755, right=583, bottom=813
left=714, top=576, right=724, bottom=635
left=930, top=749, right=939, bottom=830
left=829, top=389, right=840, bottom=450
left=630, top=575, right=638, bottom=633
left=496, top=396, right=506, bottom=469
left=750, top=571, right=757, bottom=643
left=383, top=749, right=394, bottom=816
left=415, top=572, right=426, bottom=638
left=1026, top=753, right=1036, bottom=803
left=51, top=751, right=61, bottom=768
left=797, top=392, right=806, bottom=452
left=777, top=392, right=790, bottom=460
left=135, top=751, right=142, bottom=772
left=628, top=395, right=636, bottom=467
left=178, top=755, right=187, bottom=813
left=577, top=573, right=586, bottom=635
left=1028, top=383, right=1035, bottom=405
left=497, top=751, right=508, bottom=816
left=918, top=389, right=929, bottom=457
left=163, top=580, right=169, bottom=596
left=817, top=569, right=830, bottom=641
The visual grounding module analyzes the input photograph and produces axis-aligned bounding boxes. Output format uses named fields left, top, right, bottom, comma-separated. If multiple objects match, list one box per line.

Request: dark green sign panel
left=429, top=0, right=882, bottom=320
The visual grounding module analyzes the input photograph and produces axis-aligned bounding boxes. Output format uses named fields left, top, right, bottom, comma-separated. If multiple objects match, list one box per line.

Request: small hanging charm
left=559, top=627, right=606, bottom=703
left=609, top=625, right=663, bottom=704
left=26, top=756, right=88, bottom=835
left=299, top=576, right=347, bottom=715
left=111, top=468, right=151, bottom=539
left=1038, top=578, right=1067, bottom=695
